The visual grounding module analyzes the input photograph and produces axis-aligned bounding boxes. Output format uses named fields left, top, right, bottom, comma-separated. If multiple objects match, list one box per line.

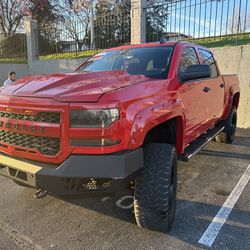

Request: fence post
left=25, top=18, right=38, bottom=61
left=131, top=0, right=147, bottom=44
left=90, top=4, right=95, bottom=49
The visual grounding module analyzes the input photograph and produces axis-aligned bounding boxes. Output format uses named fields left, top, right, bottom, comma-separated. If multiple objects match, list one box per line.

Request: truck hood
left=0, top=71, right=148, bottom=102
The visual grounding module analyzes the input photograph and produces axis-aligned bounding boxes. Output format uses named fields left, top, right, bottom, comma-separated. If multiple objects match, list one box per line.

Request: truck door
left=198, top=49, right=224, bottom=125
left=177, top=47, right=211, bottom=145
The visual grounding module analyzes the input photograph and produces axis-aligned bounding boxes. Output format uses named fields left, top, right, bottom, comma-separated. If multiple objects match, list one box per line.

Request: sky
left=163, top=0, right=250, bottom=38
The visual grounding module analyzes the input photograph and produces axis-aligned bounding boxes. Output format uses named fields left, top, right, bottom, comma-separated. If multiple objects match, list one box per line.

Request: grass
left=190, top=33, right=250, bottom=48
left=39, top=49, right=101, bottom=60
left=0, top=57, right=27, bottom=64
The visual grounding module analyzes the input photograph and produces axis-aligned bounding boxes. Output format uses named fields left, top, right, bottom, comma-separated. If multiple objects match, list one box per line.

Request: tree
left=50, top=0, right=93, bottom=51
left=0, top=0, right=30, bottom=36
left=30, top=0, right=58, bottom=28
left=146, top=0, right=188, bottom=42
left=146, top=1, right=169, bottom=42
left=49, top=0, right=118, bottom=51
left=94, top=0, right=131, bottom=48
left=0, top=0, right=49, bottom=37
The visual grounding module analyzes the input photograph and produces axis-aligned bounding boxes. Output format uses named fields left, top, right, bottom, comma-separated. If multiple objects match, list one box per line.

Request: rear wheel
left=215, top=106, right=237, bottom=144
left=134, top=143, right=177, bottom=233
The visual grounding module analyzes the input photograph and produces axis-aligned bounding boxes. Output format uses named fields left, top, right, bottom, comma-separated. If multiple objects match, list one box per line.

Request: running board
left=179, top=125, right=225, bottom=162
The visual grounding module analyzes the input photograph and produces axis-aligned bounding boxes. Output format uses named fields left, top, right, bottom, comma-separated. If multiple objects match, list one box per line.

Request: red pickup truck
left=0, top=41, right=240, bottom=233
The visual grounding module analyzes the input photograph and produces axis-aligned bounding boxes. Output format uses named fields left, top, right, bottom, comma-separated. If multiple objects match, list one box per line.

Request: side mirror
left=180, top=64, right=211, bottom=82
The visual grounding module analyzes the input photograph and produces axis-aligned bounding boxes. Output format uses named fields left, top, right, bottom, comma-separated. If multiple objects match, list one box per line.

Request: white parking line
left=101, top=197, right=110, bottom=202
left=199, top=164, right=250, bottom=247
left=116, top=195, right=134, bottom=209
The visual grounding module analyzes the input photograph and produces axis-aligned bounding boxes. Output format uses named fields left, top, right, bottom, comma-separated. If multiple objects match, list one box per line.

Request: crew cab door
left=177, top=47, right=211, bottom=145
left=197, top=49, right=224, bottom=124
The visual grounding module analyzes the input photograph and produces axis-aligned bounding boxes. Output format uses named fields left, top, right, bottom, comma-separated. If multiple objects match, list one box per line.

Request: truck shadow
left=199, top=150, right=250, bottom=160
left=198, top=134, right=250, bottom=159
left=65, top=192, right=135, bottom=224
left=64, top=195, right=250, bottom=249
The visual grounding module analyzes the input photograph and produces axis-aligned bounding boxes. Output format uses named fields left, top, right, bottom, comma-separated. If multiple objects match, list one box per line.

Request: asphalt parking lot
left=0, top=129, right=249, bottom=250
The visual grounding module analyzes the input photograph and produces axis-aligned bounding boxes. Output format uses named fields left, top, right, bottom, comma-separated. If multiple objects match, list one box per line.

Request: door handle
left=203, top=87, right=211, bottom=93
left=220, top=83, right=225, bottom=88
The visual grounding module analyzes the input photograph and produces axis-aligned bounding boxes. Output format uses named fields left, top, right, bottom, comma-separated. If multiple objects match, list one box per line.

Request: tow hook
left=34, top=189, right=48, bottom=199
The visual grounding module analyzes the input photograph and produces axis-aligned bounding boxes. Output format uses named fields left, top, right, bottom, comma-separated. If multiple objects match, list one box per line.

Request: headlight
left=70, top=108, right=119, bottom=128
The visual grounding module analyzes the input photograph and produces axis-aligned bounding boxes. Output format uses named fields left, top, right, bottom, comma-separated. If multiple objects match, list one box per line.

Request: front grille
left=0, top=130, right=60, bottom=156
left=0, top=111, right=60, bottom=124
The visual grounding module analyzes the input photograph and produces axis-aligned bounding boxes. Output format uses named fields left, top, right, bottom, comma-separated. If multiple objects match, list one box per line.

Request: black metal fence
left=2, top=0, right=249, bottom=63
left=38, top=8, right=131, bottom=59
left=0, top=33, right=27, bottom=63
left=95, top=8, right=131, bottom=49
left=146, top=0, right=250, bottom=44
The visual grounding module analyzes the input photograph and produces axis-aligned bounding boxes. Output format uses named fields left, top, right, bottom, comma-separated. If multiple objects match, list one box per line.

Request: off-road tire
left=215, top=106, right=237, bottom=144
left=134, top=143, right=177, bottom=233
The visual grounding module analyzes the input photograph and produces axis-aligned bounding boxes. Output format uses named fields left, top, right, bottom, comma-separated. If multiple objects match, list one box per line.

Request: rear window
left=77, top=46, right=174, bottom=79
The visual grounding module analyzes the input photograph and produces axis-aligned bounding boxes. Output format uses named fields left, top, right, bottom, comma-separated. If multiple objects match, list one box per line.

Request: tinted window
left=77, top=47, right=173, bottom=79
left=198, top=49, right=218, bottom=78
left=179, top=47, right=199, bottom=74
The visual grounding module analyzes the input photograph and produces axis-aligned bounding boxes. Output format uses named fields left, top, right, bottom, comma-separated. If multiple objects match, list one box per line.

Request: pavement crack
left=0, top=220, right=44, bottom=250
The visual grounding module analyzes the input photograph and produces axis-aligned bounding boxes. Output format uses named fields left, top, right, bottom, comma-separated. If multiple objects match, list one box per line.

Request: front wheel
left=134, top=143, right=177, bottom=233
left=215, top=106, right=237, bottom=144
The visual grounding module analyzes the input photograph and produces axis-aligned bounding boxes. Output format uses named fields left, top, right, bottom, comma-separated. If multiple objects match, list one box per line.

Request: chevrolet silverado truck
left=0, top=41, right=240, bottom=233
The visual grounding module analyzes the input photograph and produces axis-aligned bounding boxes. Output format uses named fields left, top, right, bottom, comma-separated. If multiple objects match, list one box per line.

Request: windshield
left=77, top=46, right=174, bottom=79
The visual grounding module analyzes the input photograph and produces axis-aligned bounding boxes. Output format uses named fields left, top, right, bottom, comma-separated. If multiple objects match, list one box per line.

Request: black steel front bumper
left=0, top=149, right=143, bottom=196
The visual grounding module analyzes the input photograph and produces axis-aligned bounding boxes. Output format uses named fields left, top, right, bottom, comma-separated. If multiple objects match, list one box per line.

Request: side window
left=179, top=47, right=199, bottom=74
left=198, top=49, right=218, bottom=78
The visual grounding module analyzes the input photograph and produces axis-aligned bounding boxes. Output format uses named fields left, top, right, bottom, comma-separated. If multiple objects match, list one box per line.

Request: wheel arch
left=222, top=91, right=240, bottom=120
left=233, top=92, right=240, bottom=109
left=142, top=115, right=185, bottom=154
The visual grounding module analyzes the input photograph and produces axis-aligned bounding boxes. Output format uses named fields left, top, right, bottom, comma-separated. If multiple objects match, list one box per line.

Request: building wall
left=0, top=58, right=86, bottom=85
left=212, top=46, right=250, bottom=129
left=28, top=58, right=87, bottom=75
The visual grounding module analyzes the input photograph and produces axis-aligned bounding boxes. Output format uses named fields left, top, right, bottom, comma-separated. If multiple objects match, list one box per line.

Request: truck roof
left=105, top=41, right=210, bottom=52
